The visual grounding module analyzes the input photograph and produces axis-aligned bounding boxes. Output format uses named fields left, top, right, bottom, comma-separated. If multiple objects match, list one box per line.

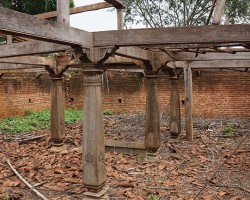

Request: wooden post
left=83, top=69, right=107, bottom=199
left=212, top=0, right=226, bottom=25
left=117, top=8, right=124, bottom=30
left=184, top=66, right=193, bottom=141
left=145, top=75, right=161, bottom=153
left=7, top=35, right=12, bottom=44
left=169, top=76, right=181, bottom=138
left=50, top=77, right=65, bottom=143
left=57, top=0, right=70, bottom=25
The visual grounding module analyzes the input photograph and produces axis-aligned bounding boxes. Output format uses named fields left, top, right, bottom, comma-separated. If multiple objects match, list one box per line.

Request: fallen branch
left=6, top=159, right=49, bottom=200
left=194, top=135, right=247, bottom=200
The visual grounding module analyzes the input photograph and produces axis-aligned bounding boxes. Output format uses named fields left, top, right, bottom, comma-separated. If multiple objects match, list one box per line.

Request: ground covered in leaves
left=0, top=113, right=249, bottom=200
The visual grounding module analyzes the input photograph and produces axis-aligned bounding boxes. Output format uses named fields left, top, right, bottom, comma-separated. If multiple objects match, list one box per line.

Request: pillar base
left=84, top=189, right=108, bottom=200
left=170, top=132, right=180, bottom=139
left=146, top=152, right=160, bottom=162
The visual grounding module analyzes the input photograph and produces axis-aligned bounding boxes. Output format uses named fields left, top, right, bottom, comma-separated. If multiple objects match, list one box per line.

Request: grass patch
left=0, top=109, right=83, bottom=134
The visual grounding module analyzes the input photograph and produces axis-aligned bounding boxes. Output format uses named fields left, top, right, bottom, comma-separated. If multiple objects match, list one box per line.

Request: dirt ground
left=0, top=113, right=249, bottom=200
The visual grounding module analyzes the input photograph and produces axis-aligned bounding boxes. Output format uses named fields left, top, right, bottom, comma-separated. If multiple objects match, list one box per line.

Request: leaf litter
left=0, top=113, right=249, bottom=199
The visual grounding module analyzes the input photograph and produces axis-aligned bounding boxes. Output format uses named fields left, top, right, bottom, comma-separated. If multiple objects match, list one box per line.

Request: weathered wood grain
left=36, top=2, right=112, bottom=19
left=212, top=0, right=226, bottom=25
left=104, top=0, right=125, bottom=9
left=94, top=25, right=250, bottom=47
left=0, top=56, right=56, bottom=66
left=57, top=0, right=70, bottom=25
left=0, top=7, right=93, bottom=47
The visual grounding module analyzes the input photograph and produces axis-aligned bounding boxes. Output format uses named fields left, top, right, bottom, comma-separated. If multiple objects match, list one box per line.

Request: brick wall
left=0, top=71, right=249, bottom=119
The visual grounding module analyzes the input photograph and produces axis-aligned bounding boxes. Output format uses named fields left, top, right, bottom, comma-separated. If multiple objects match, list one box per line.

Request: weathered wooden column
left=117, top=8, right=124, bottom=30
left=82, top=69, right=107, bottom=199
left=169, top=75, right=181, bottom=138
left=50, top=77, right=65, bottom=143
left=184, top=66, right=193, bottom=141
left=57, top=0, right=70, bottom=25
left=145, top=74, right=161, bottom=156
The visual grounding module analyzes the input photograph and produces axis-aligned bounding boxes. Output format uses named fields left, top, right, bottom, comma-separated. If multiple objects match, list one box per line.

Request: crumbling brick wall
left=0, top=71, right=249, bottom=119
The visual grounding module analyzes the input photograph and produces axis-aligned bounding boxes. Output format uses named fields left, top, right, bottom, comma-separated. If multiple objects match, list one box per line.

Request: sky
left=70, top=0, right=117, bottom=32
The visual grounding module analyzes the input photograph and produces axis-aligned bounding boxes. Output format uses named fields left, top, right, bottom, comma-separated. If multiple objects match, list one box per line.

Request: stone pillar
left=50, top=77, right=65, bottom=143
left=169, top=76, right=181, bottom=138
left=82, top=70, right=107, bottom=198
left=145, top=75, right=161, bottom=154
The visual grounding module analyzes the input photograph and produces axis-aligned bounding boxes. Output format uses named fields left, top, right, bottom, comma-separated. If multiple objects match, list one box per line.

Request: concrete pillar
left=169, top=76, right=181, bottom=138
left=50, top=77, right=65, bottom=143
left=145, top=75, right=161, bottom=154
left=82, top=70, right=107, bottom=199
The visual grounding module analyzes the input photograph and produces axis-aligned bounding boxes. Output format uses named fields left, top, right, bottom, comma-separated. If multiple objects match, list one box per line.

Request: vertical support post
left=169, top=76, right=181, bottom=138
left=83, top=70, right=107, bottom=199
left=117, top=8, right=124, bottom=30
left=145, top=75, right=161, bottom=154
left=57, top=0, right=70, bottom=25
left=184, top=66, right=193, bottom=141
left=7, top=35, right=12, bottom=44
left=50, top=77, right=65, bottom=143
left=212, top=0, right=226, bottom=25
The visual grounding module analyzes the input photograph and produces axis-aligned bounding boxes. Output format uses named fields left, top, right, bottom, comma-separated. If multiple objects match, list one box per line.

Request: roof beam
left=0, top=40, right=71, bottom=58
left=104, top=0, right=125, bottom=9
left=0, top=7, right=93, bottom=47
left=171, top=60, right=250, bottom=69
left=115, top=47, right=152, bottom=61
left=94, top=25, right=250, bottom=47
left=0, top=63, right=44, bottom=70
left=35, top=2, right=112, bottom=19
left=0, top=56, right=56, bottom=66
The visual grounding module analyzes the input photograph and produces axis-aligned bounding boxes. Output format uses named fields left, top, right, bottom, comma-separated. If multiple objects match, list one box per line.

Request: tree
left=0, top=0, right=75, bottom=15
left=124, top=0, right=250, bottom=28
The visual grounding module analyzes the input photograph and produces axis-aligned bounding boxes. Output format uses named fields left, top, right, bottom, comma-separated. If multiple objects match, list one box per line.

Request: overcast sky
left=70, top=0, right=117, bottom=32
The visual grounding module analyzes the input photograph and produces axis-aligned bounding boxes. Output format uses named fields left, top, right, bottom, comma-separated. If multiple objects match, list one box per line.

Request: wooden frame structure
left=0, top=0, right=250, bottom=198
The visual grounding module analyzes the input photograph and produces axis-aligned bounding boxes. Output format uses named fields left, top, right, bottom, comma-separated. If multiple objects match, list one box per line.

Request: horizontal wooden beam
left=0, top=63, right=44, bottom=70
left=0, top=68, right=45, bottom=73
left=0, top=40, right=71, bottom=58
left=174, top=52, right=250, bottom=61
left=94, top=25, right=250, bottom=47
left=0, top=7, right=93, bottom=47
left=115, top=47, right=152, bottom=61
left=104, top=0, right=125, bottom=9
left=0, top=56, right=56, bottom=66
left=35, top=2, right=112, bottom=19
left=172, top=60, right=250, bottom=69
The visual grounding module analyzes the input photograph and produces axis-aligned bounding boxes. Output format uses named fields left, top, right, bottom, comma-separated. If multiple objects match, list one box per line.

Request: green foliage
left=0, top=0, right=75, bottom=14
left=148, top=194, right=158, bottom=200
left=124, top=0, right=250, bottom=28
left=223, top=123, right=236, bottom=136
left=0, top=109, right=83, bottom=134
left=103, top=109, right=113, bottom=115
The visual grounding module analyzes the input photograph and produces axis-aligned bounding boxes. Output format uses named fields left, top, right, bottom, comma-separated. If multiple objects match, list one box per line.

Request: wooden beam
left=0, top=40, right=71, bottom=58
left=35, top=2, right=112, bottom=19
left=94, top=25, right=250, bottom=47
left=174, top=52, right=250, bottom=61
left=0, top=68, right=45, bottom=73
left=115, top=47, right=152, bottom=61
left=212, top=0, right=226, bottom=25
left=104, top=0, right=125, bottom=9
left=0, top=56, right=56, bottom=66
left=0, top=7, right=93, bottom=47
left=184, top=66, right=193, bottom=141
left=172, top=60, right=250, bottom=69
left=0, top=63, right=44, bottom=70
left=117, top=9, right=124, bottom=30
left=57, top=0, right=70, bottom=25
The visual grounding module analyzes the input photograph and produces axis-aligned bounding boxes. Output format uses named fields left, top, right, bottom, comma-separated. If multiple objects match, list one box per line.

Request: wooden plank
left=0, top=7, right=93, bottom=47
left=0, top=63, right=44, bottom=70
left=35, top=2, right=112, bottom=19
left=172, top=60, right=250, bottom=69
left=105, top=140, right=145, bottom=149
left=117, top=9, right=124, bottom=30
left=94, top=25, right=250, bottom=47
left=57, top=0, right=70, bottom=25
left=0, top=56, right=56, bottom=66
left=104, top=0, right=125, bottom=9
left=115, top=47, right=152, bottom=61
left=174, top=52, right=250, bottom=61
left=0, top=68, right=45, bottom=73
left=0, top=40, right=71, bottom=58
left=212, top=0, right=226, bottom=25
left=184, top=66, right=193, bottom=141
